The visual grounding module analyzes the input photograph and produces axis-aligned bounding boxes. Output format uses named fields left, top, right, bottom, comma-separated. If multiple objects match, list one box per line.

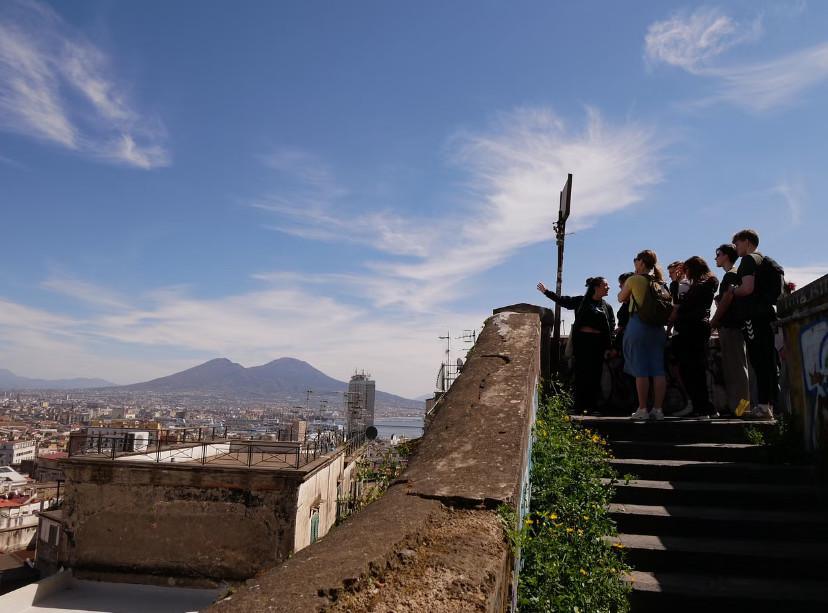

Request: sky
left=1, top=0, right=827, bottom=398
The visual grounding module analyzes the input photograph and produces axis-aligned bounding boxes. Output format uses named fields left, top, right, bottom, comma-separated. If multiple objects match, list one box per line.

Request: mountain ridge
left=117, top=357, right=420, bottom=407
left=0, top=369, right=114, bottom=391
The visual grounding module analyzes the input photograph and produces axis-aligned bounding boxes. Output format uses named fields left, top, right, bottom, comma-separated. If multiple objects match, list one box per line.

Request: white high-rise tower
left=346, top=371, right=375, bottom=434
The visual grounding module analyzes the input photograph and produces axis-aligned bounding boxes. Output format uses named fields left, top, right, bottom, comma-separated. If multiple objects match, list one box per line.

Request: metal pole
left=551, top=174, right=572, bottom=375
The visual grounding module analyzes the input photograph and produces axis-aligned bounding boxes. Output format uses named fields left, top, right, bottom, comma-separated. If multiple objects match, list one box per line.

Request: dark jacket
left=543, top=290, right=616, bottom=349
left=675, top=276, right=719, bottom=331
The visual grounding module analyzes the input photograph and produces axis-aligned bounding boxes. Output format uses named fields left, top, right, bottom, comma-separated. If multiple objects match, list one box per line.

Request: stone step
left=610, top=440, right=767, bottom=463
left=607, top=478, right=825, bottom=509
left=627, top=570, right=828, bottom=613
left=609, top=503, right=828, bottom=541
left=610, top=458, right=815, bottom=484
left=611, top=533, right=828, bottom=580
left=573, top=415, right=776, bottom=444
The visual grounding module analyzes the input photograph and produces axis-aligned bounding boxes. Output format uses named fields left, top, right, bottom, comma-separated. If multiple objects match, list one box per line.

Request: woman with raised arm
left=537, top=277, right=615, bottom=413
left=617, top=250, right=669, bottom=420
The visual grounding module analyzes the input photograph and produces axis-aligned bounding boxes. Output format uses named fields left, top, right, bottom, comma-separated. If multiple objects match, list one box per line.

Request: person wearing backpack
left=671, top=256, right=719, bottom=418
left=729, top=229, right=781, bottom=420
left=537, top=277, right=616, bottom=414
left=617, top=250, right=671, bottom=421
left=710, top=243, right=751, bottom=417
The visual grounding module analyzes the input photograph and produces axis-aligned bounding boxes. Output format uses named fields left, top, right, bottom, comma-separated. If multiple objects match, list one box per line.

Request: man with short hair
left=730, top=229, right=777, bottom=419
left=710, top=243, right=750, bottom=417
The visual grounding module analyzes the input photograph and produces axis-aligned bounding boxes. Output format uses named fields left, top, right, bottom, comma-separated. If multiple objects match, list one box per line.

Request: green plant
left=748, top=412, right=812, bottom=464
left=516, top=389, right=630, bottom=612
left=744, top=425, right=765, bottom=446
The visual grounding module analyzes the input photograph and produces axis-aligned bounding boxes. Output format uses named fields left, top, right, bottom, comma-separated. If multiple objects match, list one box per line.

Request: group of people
left=537, top=228, right=781, bottom=421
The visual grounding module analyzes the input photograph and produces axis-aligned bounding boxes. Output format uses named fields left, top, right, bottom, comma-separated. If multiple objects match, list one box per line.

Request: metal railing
left=67, top=428, right=367, bottom=470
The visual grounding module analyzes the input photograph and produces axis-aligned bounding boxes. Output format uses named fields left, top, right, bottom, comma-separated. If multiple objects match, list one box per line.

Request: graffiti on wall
left=799, top=319, right=828, bottom=452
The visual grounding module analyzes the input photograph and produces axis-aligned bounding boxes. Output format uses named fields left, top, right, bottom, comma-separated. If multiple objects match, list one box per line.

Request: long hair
left=683, top=256, right=717, bottom=285
left=635, top=250, right=664, bottom=283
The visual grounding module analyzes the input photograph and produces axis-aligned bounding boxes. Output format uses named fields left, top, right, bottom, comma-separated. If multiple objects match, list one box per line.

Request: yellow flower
left=549, top=512, right=558, bottom=520
left=525, top=518, right=534, bottom=525
left=612, top=542, right=625, bottom=549
left=566, top=527, right=574, bottom=534
left=582, top=514, right=590, bottom=521
left=563, top=415, right=570, bottom=422
left=577, top=529, right=584, bottom=536
left=579, top=568, right=588, bottom=576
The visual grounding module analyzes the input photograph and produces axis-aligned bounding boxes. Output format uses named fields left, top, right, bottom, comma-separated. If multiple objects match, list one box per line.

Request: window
left=309, top=508, right=319, bottom=544
left=48, top=524, right=58, bottom=546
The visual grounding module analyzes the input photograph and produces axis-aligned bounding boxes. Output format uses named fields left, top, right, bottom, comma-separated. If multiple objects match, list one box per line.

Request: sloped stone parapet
left=207, top=310, right=541, bottom=612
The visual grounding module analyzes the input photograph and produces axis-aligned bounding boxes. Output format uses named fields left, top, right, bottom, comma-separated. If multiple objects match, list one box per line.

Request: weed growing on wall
left=516, top=390, right=630, bottom=612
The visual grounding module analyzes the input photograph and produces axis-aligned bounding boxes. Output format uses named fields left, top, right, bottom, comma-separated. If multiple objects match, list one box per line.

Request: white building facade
left=0, top=440, right=36, bottom=466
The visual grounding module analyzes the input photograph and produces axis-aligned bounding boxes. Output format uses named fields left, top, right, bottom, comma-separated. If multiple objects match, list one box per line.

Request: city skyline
left=2, top=1, right=828, bottom=397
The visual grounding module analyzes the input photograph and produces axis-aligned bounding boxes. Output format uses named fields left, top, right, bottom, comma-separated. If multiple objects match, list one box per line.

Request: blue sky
left=1, top=0, right=826, bottom=398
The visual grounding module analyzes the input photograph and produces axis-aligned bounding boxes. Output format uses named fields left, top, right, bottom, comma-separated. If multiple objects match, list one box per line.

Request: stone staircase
left=575, top=416, right=828, bottom=613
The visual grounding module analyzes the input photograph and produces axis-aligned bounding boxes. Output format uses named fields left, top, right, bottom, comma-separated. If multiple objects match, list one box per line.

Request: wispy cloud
left=40, top=276, right=131, bottom=310
left=255, top=108, right=665, bottom=311
left=0, top=0, right=169, bottom=168
left=703, top=43, right=828, bottom=112
left=645, top=7, right=762, bottom=74
left=772, top=177, right=806, bottom=225
left=784, top=265, right=828, bottom=290
left=645, top=6, right=828, bottom=112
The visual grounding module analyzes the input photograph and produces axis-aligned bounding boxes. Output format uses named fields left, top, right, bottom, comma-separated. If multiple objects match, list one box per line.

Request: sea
left=373, top=416, right=424, bottom=440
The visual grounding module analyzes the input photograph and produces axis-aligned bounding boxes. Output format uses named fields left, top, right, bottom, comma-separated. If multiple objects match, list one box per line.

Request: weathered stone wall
left=208, top=310, right=541, bottom=612
left=62, top=459, right=312, bottom=584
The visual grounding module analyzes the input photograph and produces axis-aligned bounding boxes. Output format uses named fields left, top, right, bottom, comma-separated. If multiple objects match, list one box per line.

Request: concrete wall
left=778, top=273, right=828, bottom=472
left=209, top=310, right=541, bottom=612
left=62, top=460, right=308, bottom=584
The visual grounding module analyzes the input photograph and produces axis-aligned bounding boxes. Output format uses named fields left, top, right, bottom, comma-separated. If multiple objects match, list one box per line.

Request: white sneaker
left=631, top=408, right=650, bottom=421
left=673, top=406, right=693, bottom=417
left=747, top=404, right=774, bottom=420
left=650, top=408, right=664, bottom=421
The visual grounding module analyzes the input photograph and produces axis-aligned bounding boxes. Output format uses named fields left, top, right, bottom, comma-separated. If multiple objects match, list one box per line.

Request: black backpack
left=753, top=253, right=787, bottom=306
left=632, top=275, right=672, bottom=327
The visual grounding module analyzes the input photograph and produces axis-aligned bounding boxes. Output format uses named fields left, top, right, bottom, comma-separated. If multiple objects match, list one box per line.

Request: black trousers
left=674, top=323, right=714, bottom=414
left=743, top=316, right=778, bottom=405
left=573, top=332, right=605, bottom=411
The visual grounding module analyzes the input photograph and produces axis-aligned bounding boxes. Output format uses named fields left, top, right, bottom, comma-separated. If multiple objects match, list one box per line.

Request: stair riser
left=611, top=462, right=815, bottom=484
left=623, top=548, right=828, bottom=580
left=612, top=486, right=821, bottom=509
left=612, top=513, right=828, bottom=541
left=610, top=444, right=768, bottom=463
left=584, top=422, right=774, bottom=444
left=630, top=591, right=828, bottom=613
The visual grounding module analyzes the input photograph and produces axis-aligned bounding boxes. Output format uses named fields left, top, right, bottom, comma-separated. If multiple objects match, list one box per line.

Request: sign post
left=551, top=174, right=572, bottom=373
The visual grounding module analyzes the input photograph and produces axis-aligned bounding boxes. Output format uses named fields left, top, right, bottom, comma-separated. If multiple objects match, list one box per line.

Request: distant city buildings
left=346, top=372, right=375, bottom=434
left=0, top=440, right=36, bottom=466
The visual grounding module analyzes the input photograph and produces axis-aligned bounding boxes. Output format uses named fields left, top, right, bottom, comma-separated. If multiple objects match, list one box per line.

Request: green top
left=624, top=275, right=650, bottom=313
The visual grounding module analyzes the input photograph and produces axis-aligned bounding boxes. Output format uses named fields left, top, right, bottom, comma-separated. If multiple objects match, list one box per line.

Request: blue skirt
left=623, top=314, right=666, bottom=377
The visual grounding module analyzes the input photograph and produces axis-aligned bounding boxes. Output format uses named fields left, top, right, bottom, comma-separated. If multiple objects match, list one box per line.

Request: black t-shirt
left=735, top=253, right=762, bottom=317
left=716, top=268, right=743, bottom=328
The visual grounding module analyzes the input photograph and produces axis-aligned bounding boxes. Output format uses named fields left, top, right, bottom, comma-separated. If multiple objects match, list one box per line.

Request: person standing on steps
left=730, top=229, right=781, bottom=420
left=672, top=256, right=719, bottom=419
left=710, top=243, right=751, bottom=418
left=537, top=277, right=615, bottom=414
left=617, top=250, right=670, bottom=421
